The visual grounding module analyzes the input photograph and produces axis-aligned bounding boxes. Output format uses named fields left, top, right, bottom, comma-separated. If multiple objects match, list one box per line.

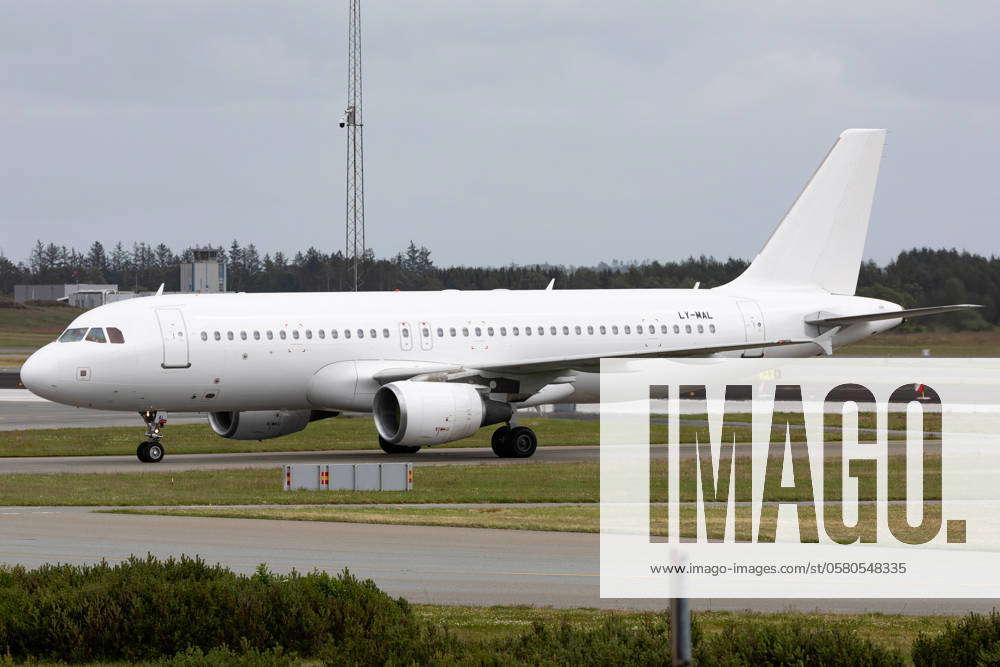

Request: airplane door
left=398, top=322, right=413, bottom=351
left=418, top=321, right=433, bottom=351
left=156, top=308, right=191, bottom=368
left=736, top=300, right=766, bottom=357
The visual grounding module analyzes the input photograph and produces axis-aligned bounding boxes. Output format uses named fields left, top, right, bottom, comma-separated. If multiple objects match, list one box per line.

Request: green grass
left=111, top=498, right=929, bottom=540
left=4, top=456, right=935, bottom=506
left=839, top=330, right=1000, bottom=357
left=0, top=462, right=601, bottom=506
left=0, top=416, right=598, bottom=457
left=0, top=411, right=933, bottom=458
left=414, top=605, right=953, bottom=657
left=0, top=301, right=82, bottom=348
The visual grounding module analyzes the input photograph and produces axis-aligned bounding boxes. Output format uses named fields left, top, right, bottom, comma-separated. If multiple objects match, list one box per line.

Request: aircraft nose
left=20, top=348, right=58, bottom=396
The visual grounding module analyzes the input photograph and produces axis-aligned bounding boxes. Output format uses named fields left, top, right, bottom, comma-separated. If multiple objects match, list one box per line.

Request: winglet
left=155, top=283, right=165, bottom=296
left=545, top=279, right=555, bottom=291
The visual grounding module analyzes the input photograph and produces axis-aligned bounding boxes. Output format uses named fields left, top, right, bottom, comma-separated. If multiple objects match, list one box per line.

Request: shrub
left=912, top=611, right=1000, bottom=666
left=0, top=555, right=422, bottom=663
left=695, top=618, right=905, bottom=666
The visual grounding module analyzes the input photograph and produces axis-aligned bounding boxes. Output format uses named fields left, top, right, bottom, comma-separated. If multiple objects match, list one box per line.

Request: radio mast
left=342, top=0, right=365, bottom=291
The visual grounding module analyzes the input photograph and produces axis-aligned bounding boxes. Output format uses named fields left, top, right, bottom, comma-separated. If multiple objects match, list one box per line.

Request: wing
left=805, top=304, right=981, bottom=327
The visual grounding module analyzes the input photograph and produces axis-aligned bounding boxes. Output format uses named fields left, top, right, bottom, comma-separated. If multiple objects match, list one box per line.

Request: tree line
left=1, top=241, right=995, bottom=330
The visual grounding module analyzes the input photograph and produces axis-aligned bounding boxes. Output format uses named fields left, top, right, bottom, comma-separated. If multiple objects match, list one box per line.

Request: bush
left=696, top=618, right=905, bottom=666
left=912, top=611, right=1000, bottom=666
left=0, top=556, right=425, bottom=663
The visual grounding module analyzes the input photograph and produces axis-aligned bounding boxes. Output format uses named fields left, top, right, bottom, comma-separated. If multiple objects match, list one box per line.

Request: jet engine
left=208, top=410, right=337, bottom=440
left=373, top=381, right=512, bottom=447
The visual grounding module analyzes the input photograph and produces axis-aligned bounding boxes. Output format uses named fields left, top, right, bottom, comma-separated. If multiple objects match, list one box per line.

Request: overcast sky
left=1, top=1, right=998, bottom=267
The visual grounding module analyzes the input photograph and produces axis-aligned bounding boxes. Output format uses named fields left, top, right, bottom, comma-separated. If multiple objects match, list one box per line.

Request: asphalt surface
left=0, top=388, right=206, bottom=430
left=0, top=506, right=994, bottom=613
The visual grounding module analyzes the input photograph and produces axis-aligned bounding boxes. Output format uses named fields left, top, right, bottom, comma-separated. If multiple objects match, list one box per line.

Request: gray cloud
left=1, top=1, right=998, bottom=267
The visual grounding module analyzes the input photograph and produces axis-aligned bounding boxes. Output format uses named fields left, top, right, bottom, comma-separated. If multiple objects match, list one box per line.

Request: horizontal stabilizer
left=806, top=304, right=981, bottom=327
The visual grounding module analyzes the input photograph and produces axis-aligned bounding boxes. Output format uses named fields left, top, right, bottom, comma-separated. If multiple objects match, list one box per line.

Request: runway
left=0, top=506, right=994, bottom=614
left=0, top=388, right=206, bottom=431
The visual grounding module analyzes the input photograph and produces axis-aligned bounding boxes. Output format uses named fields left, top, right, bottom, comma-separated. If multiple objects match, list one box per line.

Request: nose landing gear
left=137, top=411, right=166, bottom=463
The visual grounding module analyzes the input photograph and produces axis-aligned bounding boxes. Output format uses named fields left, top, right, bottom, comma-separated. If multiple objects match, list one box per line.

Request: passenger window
left=600, top=325, right=607, bottom=335
left=487, top=327, right=495, bottom=337
left=240, top=331, right=247, bottom=340
left=449, top=327, right=457, bottom=337
left=279, top=330, right=287, bottom=340
left=85, top=328, right=107, bottom=343
left=292, top=330, right=300, bottom=340
left=462, top=328, right=469, bottom=337
left=200, top=332, right=208, bottom=341
left=500, top=327, right=507, bottom=336
left=513, top=327, right=520, bottom=336
left=267, top=331, right=274, bottom=340
left=422, top=327, right=430, bottom=338
left=305, top=330, right=312, bottom=339
left=635, top=324, right=643, bottom=334
left=624, top=326, right=631, bottom=334
left=227, top=331, right=234, bottom=341
left=214, top=331, right=221, bottom=341
left=673, top=325, right=680, bottom=334
left=525, top=327, right=532, bottom=336
left=383, top=328, right=390, bottom=338
left=475, top=327, right=482, bottom=337
left=370, top=329, right=376, bottom=338
left=59, top=328, right=88, bottom=343
left=318, top=330, right=325, bottom=339
left=536, top=326, right=543, bottom=335
left=331, top=330, right=338, bottom=339
left=612, top=326, right=619, bottom=334
left=254, top=331, right=261, bottom=340
left=357, top=329, right=364, bottom=339
left=697, top=324, right=704, bottom=333
left=437, top=328, right=444, bottom=338
left=107, top=327, right=125, bottom=344
left=344, top=330, right=351, bottom=339
left=401, top=328, right=409, bottom=338
left=661, top=325, right=668, bottom=334
left=562, top=326, right=569, bottom=335
left=549, top=326, right=556, bottom=335
left=685, top=325, right=692, bottom=333
left=575, top=326, right=582, bottom=335
left=709, top=324, right=716, bottom=333
left=587, top=325, right=594, bottom=335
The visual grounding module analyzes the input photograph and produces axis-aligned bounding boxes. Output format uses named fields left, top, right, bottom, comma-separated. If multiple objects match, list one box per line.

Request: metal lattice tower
left=343, top=0, right=365, bottom=291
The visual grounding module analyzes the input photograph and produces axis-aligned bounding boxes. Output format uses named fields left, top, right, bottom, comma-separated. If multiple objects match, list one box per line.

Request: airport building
left=180, top=248, right=227, bottom=293
left=13, top=283, right=119, bottom=304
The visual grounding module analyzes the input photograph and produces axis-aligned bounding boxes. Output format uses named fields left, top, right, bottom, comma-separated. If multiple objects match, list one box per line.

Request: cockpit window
left=59, top=328, right=88, bottom=343
left=107, top=327, right=125, bottom=344
left=85, top=328, right=107, bottom=343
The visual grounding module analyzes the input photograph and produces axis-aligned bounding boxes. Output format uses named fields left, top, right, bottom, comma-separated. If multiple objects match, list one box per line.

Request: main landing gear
left=137, top=410, right=166, bottom=464
left=490, top=424, right=537, bottom=458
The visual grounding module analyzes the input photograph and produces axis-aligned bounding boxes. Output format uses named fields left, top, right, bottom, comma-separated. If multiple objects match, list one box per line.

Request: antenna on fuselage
left=155, top=283, right=164, bottom=296
left=545, top=279, right=555, bottom=291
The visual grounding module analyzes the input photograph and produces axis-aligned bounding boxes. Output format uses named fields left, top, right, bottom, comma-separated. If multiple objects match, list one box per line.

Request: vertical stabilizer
left=725, top=129, right=886, bottom=295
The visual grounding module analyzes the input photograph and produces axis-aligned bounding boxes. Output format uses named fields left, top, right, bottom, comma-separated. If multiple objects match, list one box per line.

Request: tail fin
left=725, top=129, right=886, bottom=295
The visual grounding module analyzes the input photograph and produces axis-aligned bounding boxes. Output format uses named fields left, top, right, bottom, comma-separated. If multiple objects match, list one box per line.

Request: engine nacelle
left=208, top=410, right=336, bottom=440
left=373, top=381, right=512, bottom=447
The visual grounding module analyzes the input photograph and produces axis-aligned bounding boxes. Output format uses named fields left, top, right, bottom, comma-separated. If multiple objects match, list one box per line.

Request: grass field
left=839, top=330, right=1000, bottom=357
left=414, top=605, right=953, bottom=656
left=113, top=501, right=909, bottom=539
left=3, top=456, right=934, bottom=506
left=0, top=410, right=937, bottom=458
left=0, top=416, right=598, bottom=457
left=0, top=301, right=83, bottom=349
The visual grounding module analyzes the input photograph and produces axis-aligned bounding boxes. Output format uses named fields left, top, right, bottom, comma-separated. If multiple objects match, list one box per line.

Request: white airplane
left=20, top=129, right=977, bottom=463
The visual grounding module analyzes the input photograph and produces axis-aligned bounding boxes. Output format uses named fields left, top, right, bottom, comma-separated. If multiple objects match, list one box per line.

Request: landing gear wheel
left=507, top=426, right=537, bottom=458
left=137, top=441, right=165, bottom=464
left=491, top=426, right=511, bottom=457
left=378, top=436, right=421, bottom=455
